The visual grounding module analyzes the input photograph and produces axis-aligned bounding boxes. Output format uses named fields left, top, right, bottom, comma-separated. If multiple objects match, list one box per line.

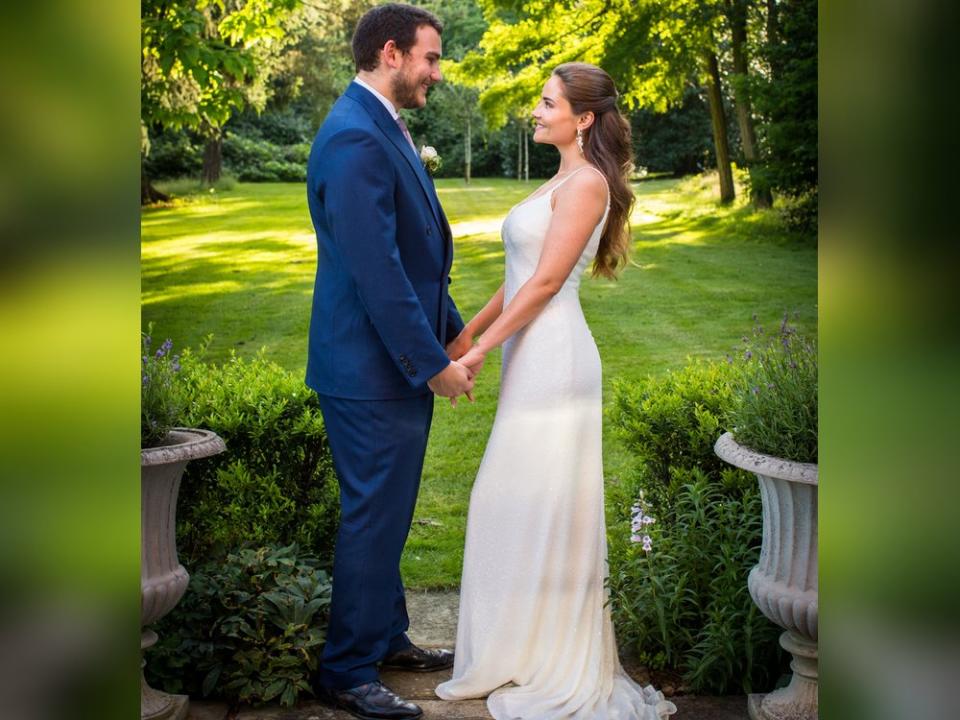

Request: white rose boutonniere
left=420, top=145, right=442, bottom=175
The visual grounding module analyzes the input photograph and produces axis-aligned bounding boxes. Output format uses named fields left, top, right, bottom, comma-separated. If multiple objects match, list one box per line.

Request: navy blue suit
left=305, top=81, right=464, bottom=690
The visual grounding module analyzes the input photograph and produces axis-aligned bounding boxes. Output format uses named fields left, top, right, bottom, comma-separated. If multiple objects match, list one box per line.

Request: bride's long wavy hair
left=552, top=62, right=634, bottom=279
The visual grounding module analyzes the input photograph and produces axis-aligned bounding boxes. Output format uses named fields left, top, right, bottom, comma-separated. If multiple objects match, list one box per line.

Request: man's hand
left=427, top=360, right=475, bottom=405
left=445, top=330, right=473, bottom=361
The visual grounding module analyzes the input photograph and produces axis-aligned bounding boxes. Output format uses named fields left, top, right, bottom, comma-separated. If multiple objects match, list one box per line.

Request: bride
left=435, top=63, right=677, bottom=720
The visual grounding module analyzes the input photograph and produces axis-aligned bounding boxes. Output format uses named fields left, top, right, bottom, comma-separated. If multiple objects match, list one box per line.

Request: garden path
left=186, top=590, right=749, bottom=720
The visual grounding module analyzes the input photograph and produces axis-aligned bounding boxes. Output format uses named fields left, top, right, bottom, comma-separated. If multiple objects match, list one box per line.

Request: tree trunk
left=141, top=157, right=169, bottom=205
left=202, top=132, right=222, bottom=185
left=704, top=51, right=736, bottom=204
left=729, top=0, right=773, bottom=208
left=523, top=126, right=529, bottom=182
left=766, top=0, right=783, bottom=81
left=517, top=123, right=522, bottom=180
left=464, top=115, right=472, bottom=184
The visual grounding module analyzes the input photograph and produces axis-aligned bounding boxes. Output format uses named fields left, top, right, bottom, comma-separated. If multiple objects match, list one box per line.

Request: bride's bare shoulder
left=551, top=166, right=608, bottom=212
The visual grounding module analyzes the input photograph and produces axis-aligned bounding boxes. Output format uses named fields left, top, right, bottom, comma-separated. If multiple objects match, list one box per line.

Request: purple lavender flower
left=751, top=385, right=760, bottom=395
left=641, top=536, right=653, bottom=553
left=744, top=350, right=753, bottom=361
left=142, top=375, right=149, bottom=386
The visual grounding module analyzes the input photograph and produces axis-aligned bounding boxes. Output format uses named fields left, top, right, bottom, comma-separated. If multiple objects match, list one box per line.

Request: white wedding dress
left=435, top=166, right=677, bottom=720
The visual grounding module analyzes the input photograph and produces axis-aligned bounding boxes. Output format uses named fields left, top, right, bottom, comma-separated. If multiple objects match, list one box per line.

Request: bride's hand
left=446, top=330, right=473, bottom=361
left=459, top=345, right=486, bottom=375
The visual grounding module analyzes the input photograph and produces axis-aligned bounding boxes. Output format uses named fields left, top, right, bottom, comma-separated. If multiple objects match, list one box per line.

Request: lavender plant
left=728, top=315, right=818, bottom=463
left=141, top=325, right=186, bottom=447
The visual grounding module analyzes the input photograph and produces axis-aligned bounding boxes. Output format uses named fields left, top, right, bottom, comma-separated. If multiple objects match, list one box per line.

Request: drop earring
left=576, top=127, right=584, bottom=155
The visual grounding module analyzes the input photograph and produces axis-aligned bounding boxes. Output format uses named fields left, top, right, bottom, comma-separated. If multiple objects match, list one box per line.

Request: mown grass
left=142, top=174, right=816, bottom=588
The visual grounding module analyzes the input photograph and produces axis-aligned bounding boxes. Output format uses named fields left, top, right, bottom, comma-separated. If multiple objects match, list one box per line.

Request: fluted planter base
left=748, top=631, right=818, bottom=720
left=141, top=429, right=225, bottom=720
left=714, top=432, right=818, bottom=720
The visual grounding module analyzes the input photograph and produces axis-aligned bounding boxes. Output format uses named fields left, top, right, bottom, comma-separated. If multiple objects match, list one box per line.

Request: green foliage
left=610, top=359, right=738, bottom=503
left=143, top=129, right=204, bottom=179
left=141, top=325, right=186, bottom=447
left=175, top=341, right=339, bottom=566
left=223, top=132, right=309, bottom=182
left=146, top=544, right=331, bottom=707
left=728, top=317, right=818, bottom=463
left=141, top=0, right=300, bottom=133
left=632, top=87, right=716, bottom=176
left=753, top=0, right=818, bottom=205
left=608, top=357, right=786, bottom=693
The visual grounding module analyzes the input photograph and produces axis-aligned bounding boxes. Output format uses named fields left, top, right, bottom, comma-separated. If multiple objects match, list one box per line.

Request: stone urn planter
left=714, top=431, right=818, bottom=720
left=141, top=428, right=225, bottom=720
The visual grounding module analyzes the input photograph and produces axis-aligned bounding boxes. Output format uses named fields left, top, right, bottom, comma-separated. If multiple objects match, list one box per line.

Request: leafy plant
left=610, top=359, right=738, bottom=506
left=728, top=316, right=818, bottom=463
left=146, top=544, right=330, bottom=707
left=175, top=339, right=339, bottom=567
left=608, top=356, right=786, bottom=693
left=141, top=325, right=186, bottom=447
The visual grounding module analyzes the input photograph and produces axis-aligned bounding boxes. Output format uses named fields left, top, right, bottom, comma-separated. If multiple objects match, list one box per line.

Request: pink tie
left=395, top=116, right=416, bottom=152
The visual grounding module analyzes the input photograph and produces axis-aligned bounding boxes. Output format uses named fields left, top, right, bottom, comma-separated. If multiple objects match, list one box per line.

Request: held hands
left=446, top=329, right=486, bottom=377
left=427, top=360, right=475, bottom=407
left=458, top=345, right=486, bottom=376
left=445, top=330, right=473, bottom=362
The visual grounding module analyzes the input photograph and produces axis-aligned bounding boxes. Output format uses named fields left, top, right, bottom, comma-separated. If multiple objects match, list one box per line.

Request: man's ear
left=382, top=39, right=403, bottom=70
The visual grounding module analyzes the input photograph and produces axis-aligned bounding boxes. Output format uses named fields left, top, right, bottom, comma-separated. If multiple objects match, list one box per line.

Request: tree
left=724, top=0, right=772, bottom=207
left=449, top=0, right=739, bottom=202
left=140, top=0, right=298, bottom=201
left=753, top=0, right=817, bottom=201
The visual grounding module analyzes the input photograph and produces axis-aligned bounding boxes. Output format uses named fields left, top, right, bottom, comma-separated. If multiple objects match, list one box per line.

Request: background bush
left=607, top=358, right=786, bottom=694
left=176, top=341, right=339, bottom=568
left=146, top=544, right=331, bottom=707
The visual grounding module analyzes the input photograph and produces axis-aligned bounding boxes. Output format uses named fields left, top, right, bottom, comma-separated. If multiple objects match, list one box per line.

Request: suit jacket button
left=426, top=226, right=433, bottom=235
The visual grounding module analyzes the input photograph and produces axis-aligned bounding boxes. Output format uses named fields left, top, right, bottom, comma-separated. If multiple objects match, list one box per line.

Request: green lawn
left=142, top=174, right=816, bottom=588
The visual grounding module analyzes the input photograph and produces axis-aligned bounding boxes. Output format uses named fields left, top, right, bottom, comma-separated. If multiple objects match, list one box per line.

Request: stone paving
left=185, top=591, right=749, bottom=720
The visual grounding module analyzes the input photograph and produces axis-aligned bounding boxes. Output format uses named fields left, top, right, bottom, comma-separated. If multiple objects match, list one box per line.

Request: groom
left=305, top=4, right=475, bottom=719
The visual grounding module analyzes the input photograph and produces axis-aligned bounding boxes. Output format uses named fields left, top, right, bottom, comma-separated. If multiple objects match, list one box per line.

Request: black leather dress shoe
left=380, top=643, right=455, bottom=673
left=318, top=680, right=422, bottom=720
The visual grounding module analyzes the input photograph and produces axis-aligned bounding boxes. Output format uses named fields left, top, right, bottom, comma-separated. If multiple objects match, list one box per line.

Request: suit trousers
left=316, top=392, right=435, bottom=690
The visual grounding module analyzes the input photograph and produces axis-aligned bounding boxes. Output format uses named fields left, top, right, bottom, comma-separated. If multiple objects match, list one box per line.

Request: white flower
left=420, top=145, right=442, bottom=174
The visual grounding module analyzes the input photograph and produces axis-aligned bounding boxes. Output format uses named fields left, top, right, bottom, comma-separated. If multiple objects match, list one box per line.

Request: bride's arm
left=446, top=284, right=505, bottom=360
left=460, top=172, right=608, bottom=367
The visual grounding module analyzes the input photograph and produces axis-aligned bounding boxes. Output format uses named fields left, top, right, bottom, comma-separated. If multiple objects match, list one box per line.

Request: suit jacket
left=305, top=81, right=464, bottom=399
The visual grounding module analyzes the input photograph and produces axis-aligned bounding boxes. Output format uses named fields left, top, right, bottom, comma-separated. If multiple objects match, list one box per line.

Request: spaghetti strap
left=549, top=164, right=610, bottom=209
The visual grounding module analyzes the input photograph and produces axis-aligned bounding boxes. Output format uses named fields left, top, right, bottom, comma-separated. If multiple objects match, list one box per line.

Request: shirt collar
left=353, top=76, right=399, bottom=120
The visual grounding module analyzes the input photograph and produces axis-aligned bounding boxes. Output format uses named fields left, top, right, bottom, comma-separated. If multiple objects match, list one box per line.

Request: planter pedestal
left=141, top=428, right=225, bottom=720
left=714, top=432, right=818, bottom=720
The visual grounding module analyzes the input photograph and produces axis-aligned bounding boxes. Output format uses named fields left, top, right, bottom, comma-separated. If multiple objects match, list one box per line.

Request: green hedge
left=607, top=359, right=786, bottom=694
left=175, top=342, right=339, bottom=568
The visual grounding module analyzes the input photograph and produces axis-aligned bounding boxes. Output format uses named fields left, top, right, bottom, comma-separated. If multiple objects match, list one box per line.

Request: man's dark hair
left=352, top=3, right=443, bottom=72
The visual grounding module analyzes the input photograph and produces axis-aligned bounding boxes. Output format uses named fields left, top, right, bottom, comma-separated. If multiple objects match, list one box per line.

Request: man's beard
left=391, top=71, right=425, bottom=109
